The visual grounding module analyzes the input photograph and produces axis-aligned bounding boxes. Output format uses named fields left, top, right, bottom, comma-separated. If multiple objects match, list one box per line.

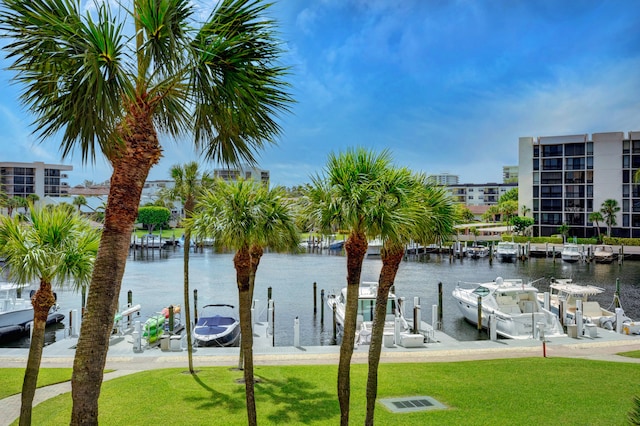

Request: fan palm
left=190, top=179, right=299, bottom=426
left=302, top=147, right=393, bottom=425
left=365, top=175, right=455, bottom=424
left=600, top=199, right=620, bottom=238
left=588, top=211, right=604, bottom=241
left=167, top=162, right=213, bottom=374
left=0, top=1, right=291, bottom=422
left=0, top=204, right=100, bottom=425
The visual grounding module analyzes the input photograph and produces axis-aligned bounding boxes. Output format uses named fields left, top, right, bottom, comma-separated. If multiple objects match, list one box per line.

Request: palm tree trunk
left=338, top=232, right=368, bottom=426
left=183, top=229, right=194, bottom=374
left=365, top=245, right=404, bottom=425
left=20, top=281, right=56, bottom=426
left=71, top=106, right=160, bottom=425
left=235, top=249, right=257, bottom=426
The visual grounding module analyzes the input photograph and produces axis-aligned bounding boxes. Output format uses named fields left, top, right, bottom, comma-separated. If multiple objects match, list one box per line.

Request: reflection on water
left=2, top=247, right=639, bottom=348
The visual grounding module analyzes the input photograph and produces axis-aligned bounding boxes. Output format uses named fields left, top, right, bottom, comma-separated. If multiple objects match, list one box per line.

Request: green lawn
left=1, top=368, right=72, bottom=399
left=7, top=358, right=640, bottom=425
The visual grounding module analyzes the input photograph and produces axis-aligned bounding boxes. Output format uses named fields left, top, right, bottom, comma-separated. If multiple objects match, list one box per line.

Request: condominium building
left=502, top=166, right=518, bottom=184
left=0, top=161, right=71, bottom=198
left=446, top=182, right=517, bottom=206
left=213, top=164, right=270, bottom=186
left=427, top=173, right=459, bottom=186
left=518, top=131, right=640, bottom=238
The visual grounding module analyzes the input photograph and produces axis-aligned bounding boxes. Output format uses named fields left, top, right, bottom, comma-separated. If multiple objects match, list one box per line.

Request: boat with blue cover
left=193, top=304, right=240, bottom=347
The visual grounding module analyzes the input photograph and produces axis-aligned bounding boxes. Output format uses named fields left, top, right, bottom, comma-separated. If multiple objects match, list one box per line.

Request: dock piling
left=320, top=289, right=325, bottom=324
left=193, top=289, right=198, bottom=322
left=438, top=282, right=443, bottom=330
left=477, top=296, right=483, bottom=331
left=313, top=282, right=317, bottom=315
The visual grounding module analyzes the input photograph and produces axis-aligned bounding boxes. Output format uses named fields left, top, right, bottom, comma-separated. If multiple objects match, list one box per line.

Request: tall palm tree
left=0, top=204, right=100, bottom=425
left=0, top=1, right=291, bottom=422
left=166, top=162, right=212, bottom=374
left=600, top=199, right=620, bottom=238
left=190, top=179, right=299, bottom=426
left=589, top=211, right=604, bottom=241
left=303, top=148, right=393, bottom=425
left=365, top=174, right=455, bottom=424
left=72, top=196, right=87, bottom=213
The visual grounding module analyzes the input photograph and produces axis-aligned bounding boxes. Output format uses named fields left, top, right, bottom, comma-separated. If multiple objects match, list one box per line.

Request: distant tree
left=137, top=206, right=171, bottom=233
left=454, top=204, right=475, bottom=223
left=520, top=205, right=531, bottom=217
left=26, top=194, right=39, bottom=206
left=499, top=200, right=519, bottom=224
left=6, top=196, right=25, bottom=217
left=499, top=187, right=518, bottom=203
left=600, top=199, right=620, bottom=238
left=73, top=195, right=87, bottom=212
left=511, top=216, right=534, bottom=235
left=588, top=211, right=604, bottom=241
left=557, top=223, right=570, bottom=243
left=483, top=205, right=501, bottom=222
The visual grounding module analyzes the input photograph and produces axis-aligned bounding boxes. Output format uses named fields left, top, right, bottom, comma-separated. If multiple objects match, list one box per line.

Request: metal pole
left=194, top=289, right=198, bottom=322
left=320, top=289, right=325, bottom=324
left=477, top=296, right=483, bottom=331
left=332, top=304, right=337, bottom=341
left=313, top=282, right=317, bottom=315
left=438, top=282, right=443, bottom=330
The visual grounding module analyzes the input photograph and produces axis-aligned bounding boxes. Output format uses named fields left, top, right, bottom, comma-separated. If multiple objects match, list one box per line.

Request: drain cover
left=379, top=396, right=447, bottom=413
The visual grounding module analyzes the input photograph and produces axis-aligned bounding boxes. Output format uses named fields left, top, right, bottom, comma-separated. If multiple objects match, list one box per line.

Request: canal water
left=2, top=247, right=639, bottom=348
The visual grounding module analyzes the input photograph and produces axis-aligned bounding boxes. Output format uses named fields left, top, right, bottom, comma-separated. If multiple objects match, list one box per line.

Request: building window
left=564, top=143, right=585, bottom=156
left=633, top=155, right=640, bottom=168
left=623, top=140, right=630, bottom=153
left=541, top=199, right=562, bottom=211
left=542, top=158, right=563, bottom=170
left=541, top=172, right=562, bottom=184
left=623, top=155, right=630, bottom=168
left=540, top=185, right=562, bottom=198
left=623, top=170, right=630, bottom=183
left=633, top=140, right=640, bottom=153
left=586, top=157, right=593, bottom=169
left=533, top=159, right=539, bottom=171
left=586, top=142, right=593, bottom=155
left=586, top=171, right=593, bottom=183
left=533, top=145, right=539, bottom=157
left=586, top=185, right=593, bottom=197
left=565, top=157, right=585, bottom=170
left=542, top=145, right=563, bottom=157
left=565, top=171, right=584, bottom=184
left=623, top=185, right=630, bottom=197
left=533, top=172, right=539, bottom=184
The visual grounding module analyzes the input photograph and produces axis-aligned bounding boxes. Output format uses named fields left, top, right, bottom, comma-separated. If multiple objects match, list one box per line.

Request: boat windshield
left=357, top=299, right=395, bottom=322
left=472, top=286, right=490, bottom=297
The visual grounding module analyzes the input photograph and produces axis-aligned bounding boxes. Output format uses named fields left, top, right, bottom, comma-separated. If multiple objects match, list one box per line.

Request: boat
left=537, top=278, right=633, bottom=330
left=593, top=245, right=616, bottom=264
left=452, top=277, right=565, bottom=339
left=0, top=283, right=65, bottom=342
left=366, top=239, right=383, bottom=256
left=193, top=304, right=240, bottom=347
left=328, top=240, right=345, bottom=251
left=326, top=281, right=411, bottom=344
left=561, top=244, right=583, bottom=263
left=495, top=242, right=518, bottom=262
left=468, top=245, right=489, bottom=259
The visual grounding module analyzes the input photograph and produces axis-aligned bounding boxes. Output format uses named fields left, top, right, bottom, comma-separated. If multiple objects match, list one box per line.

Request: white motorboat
left=193, top=304, right=240, bottom=347
left=366, top=239, right=383, bottom=256
left=0, top=283, right=65, bottom=342
left=326, top=282, right=410, bottom=344
left=561, top=244, right=583, bottom=263
left=537, top=278, right=634, bottom=330
left=452, top=277, right=565, bottom=339
left=468, top=245, right=489, bottom=259
left=593, top=245, right=616, bottom=264
left=495, top=242, right=518, bottom=262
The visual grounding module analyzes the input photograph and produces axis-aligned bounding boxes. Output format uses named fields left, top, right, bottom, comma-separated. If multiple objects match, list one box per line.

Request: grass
left=619, top=350, right=640, bottom=358
left=6, top=358, right=640, bottom=425
left=1, top=368, right=72, bottom=399
left=133, top=228, right=184, bottom=239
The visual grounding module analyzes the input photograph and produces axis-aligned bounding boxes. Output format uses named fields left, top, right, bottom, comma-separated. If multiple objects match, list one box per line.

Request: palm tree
left=557, top=223, right=570, bottom=243
left=600, top=199, right=621, bottom=238
left=0, top=204, right=100, bottom=425
left=364, top=172, right=454, bottom=424
left=190, top=179, right=299, bottom=426
left=72, top=196, right=87, bottom=213
left=589, top=211, right=604, bottom=241
left=0, top=1, right=291, bottom=422
left=302, top=147, right=393, bottom=425
left=166, top=162, right=212, bottom=374
left=6, top=196, right=24, bottom=218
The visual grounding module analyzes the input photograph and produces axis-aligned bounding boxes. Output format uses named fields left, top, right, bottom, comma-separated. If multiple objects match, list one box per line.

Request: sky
left=1, top=0, right=640, bottom=188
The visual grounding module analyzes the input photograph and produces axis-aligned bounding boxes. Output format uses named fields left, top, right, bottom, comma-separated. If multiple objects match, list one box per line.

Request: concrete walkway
left=1, top=325, right=639, bottom=425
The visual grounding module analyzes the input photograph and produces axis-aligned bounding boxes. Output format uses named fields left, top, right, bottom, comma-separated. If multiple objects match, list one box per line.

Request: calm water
left=2, top=247, right=639, bottom=348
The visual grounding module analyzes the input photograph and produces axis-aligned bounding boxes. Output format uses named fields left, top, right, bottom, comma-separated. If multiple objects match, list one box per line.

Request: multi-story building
left=427, top=173, right=459, bottom=186
left=503, top=166, right=518, bottom=184
left=518, top=131, right=640, bottom=238
left=0, top=161, right=71, bottom=199
left=214, top=164, right=270, bottom=186
left=445, top=182, right=517, bottom=206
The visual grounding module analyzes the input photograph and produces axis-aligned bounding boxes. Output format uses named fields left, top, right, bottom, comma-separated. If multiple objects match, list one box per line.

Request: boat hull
left=193, top=315, right=240, bottom=347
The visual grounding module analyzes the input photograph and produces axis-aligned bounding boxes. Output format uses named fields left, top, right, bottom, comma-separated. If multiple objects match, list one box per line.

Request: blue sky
left=1, top=0, right=640, bottom=187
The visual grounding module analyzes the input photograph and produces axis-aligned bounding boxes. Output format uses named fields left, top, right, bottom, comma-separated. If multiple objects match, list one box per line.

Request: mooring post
left=128, top=290, right=132, bottom=307
left=168, top=305, right=174, bottom=333
left=313, top=282, right=317, bottom=315
left=193, top=289, right=198, bottom=322
left=477, top=296, right=483, bottom=331
left=294, top=316, right=300, bottom=347
left=320, top=289, right=325, bottom=324
left=272, top=301, right=276, bottom=346
left=489, top=243, right=493, bottom=265
left=438, top=282, right=443, bottom=329
left=332, top=304, right=337, bottom=341
left=268, top=286, right=272, bottom=302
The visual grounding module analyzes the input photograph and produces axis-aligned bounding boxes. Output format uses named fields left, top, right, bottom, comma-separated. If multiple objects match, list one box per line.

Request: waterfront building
left=518, top=131, right=640, bottom=238
left=445, top=182, right=517, bottom=206
left=0, top=161, right=71, bottom=199
left=427, top=173, right=459, bottom=186
left=214, top=164, right=270, bottom=186
left=503, top=166, right=518, bottom=184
